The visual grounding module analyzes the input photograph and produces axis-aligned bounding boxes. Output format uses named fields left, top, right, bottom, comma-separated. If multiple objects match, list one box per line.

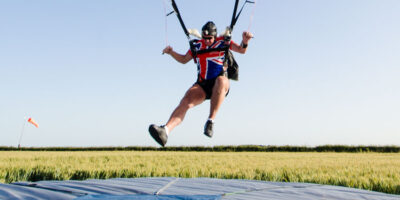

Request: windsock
left=27, top=118, right=39, bottom=128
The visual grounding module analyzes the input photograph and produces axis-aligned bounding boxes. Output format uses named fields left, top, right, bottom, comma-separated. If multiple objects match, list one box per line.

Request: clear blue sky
left=1, top=0, right=399, bottom=147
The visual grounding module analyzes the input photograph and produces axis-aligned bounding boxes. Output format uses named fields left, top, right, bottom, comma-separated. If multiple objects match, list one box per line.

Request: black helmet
left=202, top=21, right=217, bottom=37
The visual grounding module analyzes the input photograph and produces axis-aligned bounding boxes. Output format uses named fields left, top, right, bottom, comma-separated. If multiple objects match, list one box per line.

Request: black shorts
left=195, top=71, right=230, bottom=100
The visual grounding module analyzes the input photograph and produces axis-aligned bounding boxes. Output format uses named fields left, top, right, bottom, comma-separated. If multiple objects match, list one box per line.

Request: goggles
left=203, top=36, right=213, bottom=40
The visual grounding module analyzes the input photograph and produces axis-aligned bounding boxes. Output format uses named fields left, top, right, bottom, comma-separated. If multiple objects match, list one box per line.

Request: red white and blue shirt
left=188, top=36, right=237, bottom=80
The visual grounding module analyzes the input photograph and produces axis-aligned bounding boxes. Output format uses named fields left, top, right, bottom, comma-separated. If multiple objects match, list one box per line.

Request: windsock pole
left=18, top=117, right=27, bottom=148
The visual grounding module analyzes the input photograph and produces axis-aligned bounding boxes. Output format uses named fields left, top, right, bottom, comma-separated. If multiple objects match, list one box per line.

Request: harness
left=168, top=0, right=255, bottom=81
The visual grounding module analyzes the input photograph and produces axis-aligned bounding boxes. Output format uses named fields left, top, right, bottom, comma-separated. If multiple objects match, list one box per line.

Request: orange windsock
left=27, top=118, right=39, bottom=128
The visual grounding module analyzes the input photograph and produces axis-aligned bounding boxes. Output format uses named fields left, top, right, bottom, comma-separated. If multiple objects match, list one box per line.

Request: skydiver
left=149, top=21, right=253, bottom=146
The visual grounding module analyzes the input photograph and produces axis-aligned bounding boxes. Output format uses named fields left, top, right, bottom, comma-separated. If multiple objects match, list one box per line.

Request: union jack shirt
left=188, top=36, right=237, bottom=80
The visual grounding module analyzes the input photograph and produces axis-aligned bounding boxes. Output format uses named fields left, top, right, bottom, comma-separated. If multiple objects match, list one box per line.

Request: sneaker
left=204, top=120, right=214, bottom=138
left=149, top=124, right=168, bottom=147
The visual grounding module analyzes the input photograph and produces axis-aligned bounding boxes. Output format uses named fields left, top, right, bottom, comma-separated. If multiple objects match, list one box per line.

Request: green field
left=1, top=151, right=399, bottom=195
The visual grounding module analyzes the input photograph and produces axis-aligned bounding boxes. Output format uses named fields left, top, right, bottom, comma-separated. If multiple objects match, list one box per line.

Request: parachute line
left=162, top=0, right=169, bottom=45
left=247, top=0, right=257, bottom=31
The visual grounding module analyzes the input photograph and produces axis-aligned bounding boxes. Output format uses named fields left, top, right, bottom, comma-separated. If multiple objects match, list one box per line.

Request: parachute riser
left=230, top=0, right=255, bottom=35
left=170, top=0, right=190, bottom=40
left=222, top=0, right=255, bottom=47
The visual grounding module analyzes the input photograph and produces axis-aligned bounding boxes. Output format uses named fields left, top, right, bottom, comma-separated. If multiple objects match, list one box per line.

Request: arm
left=163, top=46, right=193, bottom=64
left=230, top=31, right=253, bottom=54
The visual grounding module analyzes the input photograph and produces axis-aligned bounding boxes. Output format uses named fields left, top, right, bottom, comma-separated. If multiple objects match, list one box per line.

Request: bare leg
left=209, top=76, right=230, bottom=120
left=165, top=84, right=206, bottom=132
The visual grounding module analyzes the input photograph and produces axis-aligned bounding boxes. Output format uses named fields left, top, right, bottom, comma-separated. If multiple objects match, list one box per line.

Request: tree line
left=0, top=145, right=399, bottom=152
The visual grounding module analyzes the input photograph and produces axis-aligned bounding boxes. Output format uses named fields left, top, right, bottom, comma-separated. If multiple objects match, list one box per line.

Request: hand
left=163, top=46, right=173, bottom=55
left=242, top=31, right=253, bottom=44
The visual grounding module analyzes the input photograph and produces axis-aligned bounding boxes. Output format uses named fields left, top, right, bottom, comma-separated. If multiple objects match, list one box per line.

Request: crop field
left=1, top=151, right=399, bottom=195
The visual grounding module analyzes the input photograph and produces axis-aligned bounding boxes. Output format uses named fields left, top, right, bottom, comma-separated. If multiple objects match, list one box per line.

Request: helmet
left=202, top=21, right=217, bottom=37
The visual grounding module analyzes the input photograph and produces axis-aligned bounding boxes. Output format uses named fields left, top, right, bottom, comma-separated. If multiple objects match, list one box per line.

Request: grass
left=0, top=151, right=399, bottom=195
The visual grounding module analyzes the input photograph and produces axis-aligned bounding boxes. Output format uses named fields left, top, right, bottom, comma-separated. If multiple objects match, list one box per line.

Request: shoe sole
left=204, top=132, right=213, bottom=138
left=149, top=125, right=166, bottom=147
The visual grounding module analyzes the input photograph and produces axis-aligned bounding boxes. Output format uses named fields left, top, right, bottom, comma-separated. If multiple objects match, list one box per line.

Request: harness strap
left=189, top=40, right=198, bottom=63
left=196, top=46, right=229, bottom=55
